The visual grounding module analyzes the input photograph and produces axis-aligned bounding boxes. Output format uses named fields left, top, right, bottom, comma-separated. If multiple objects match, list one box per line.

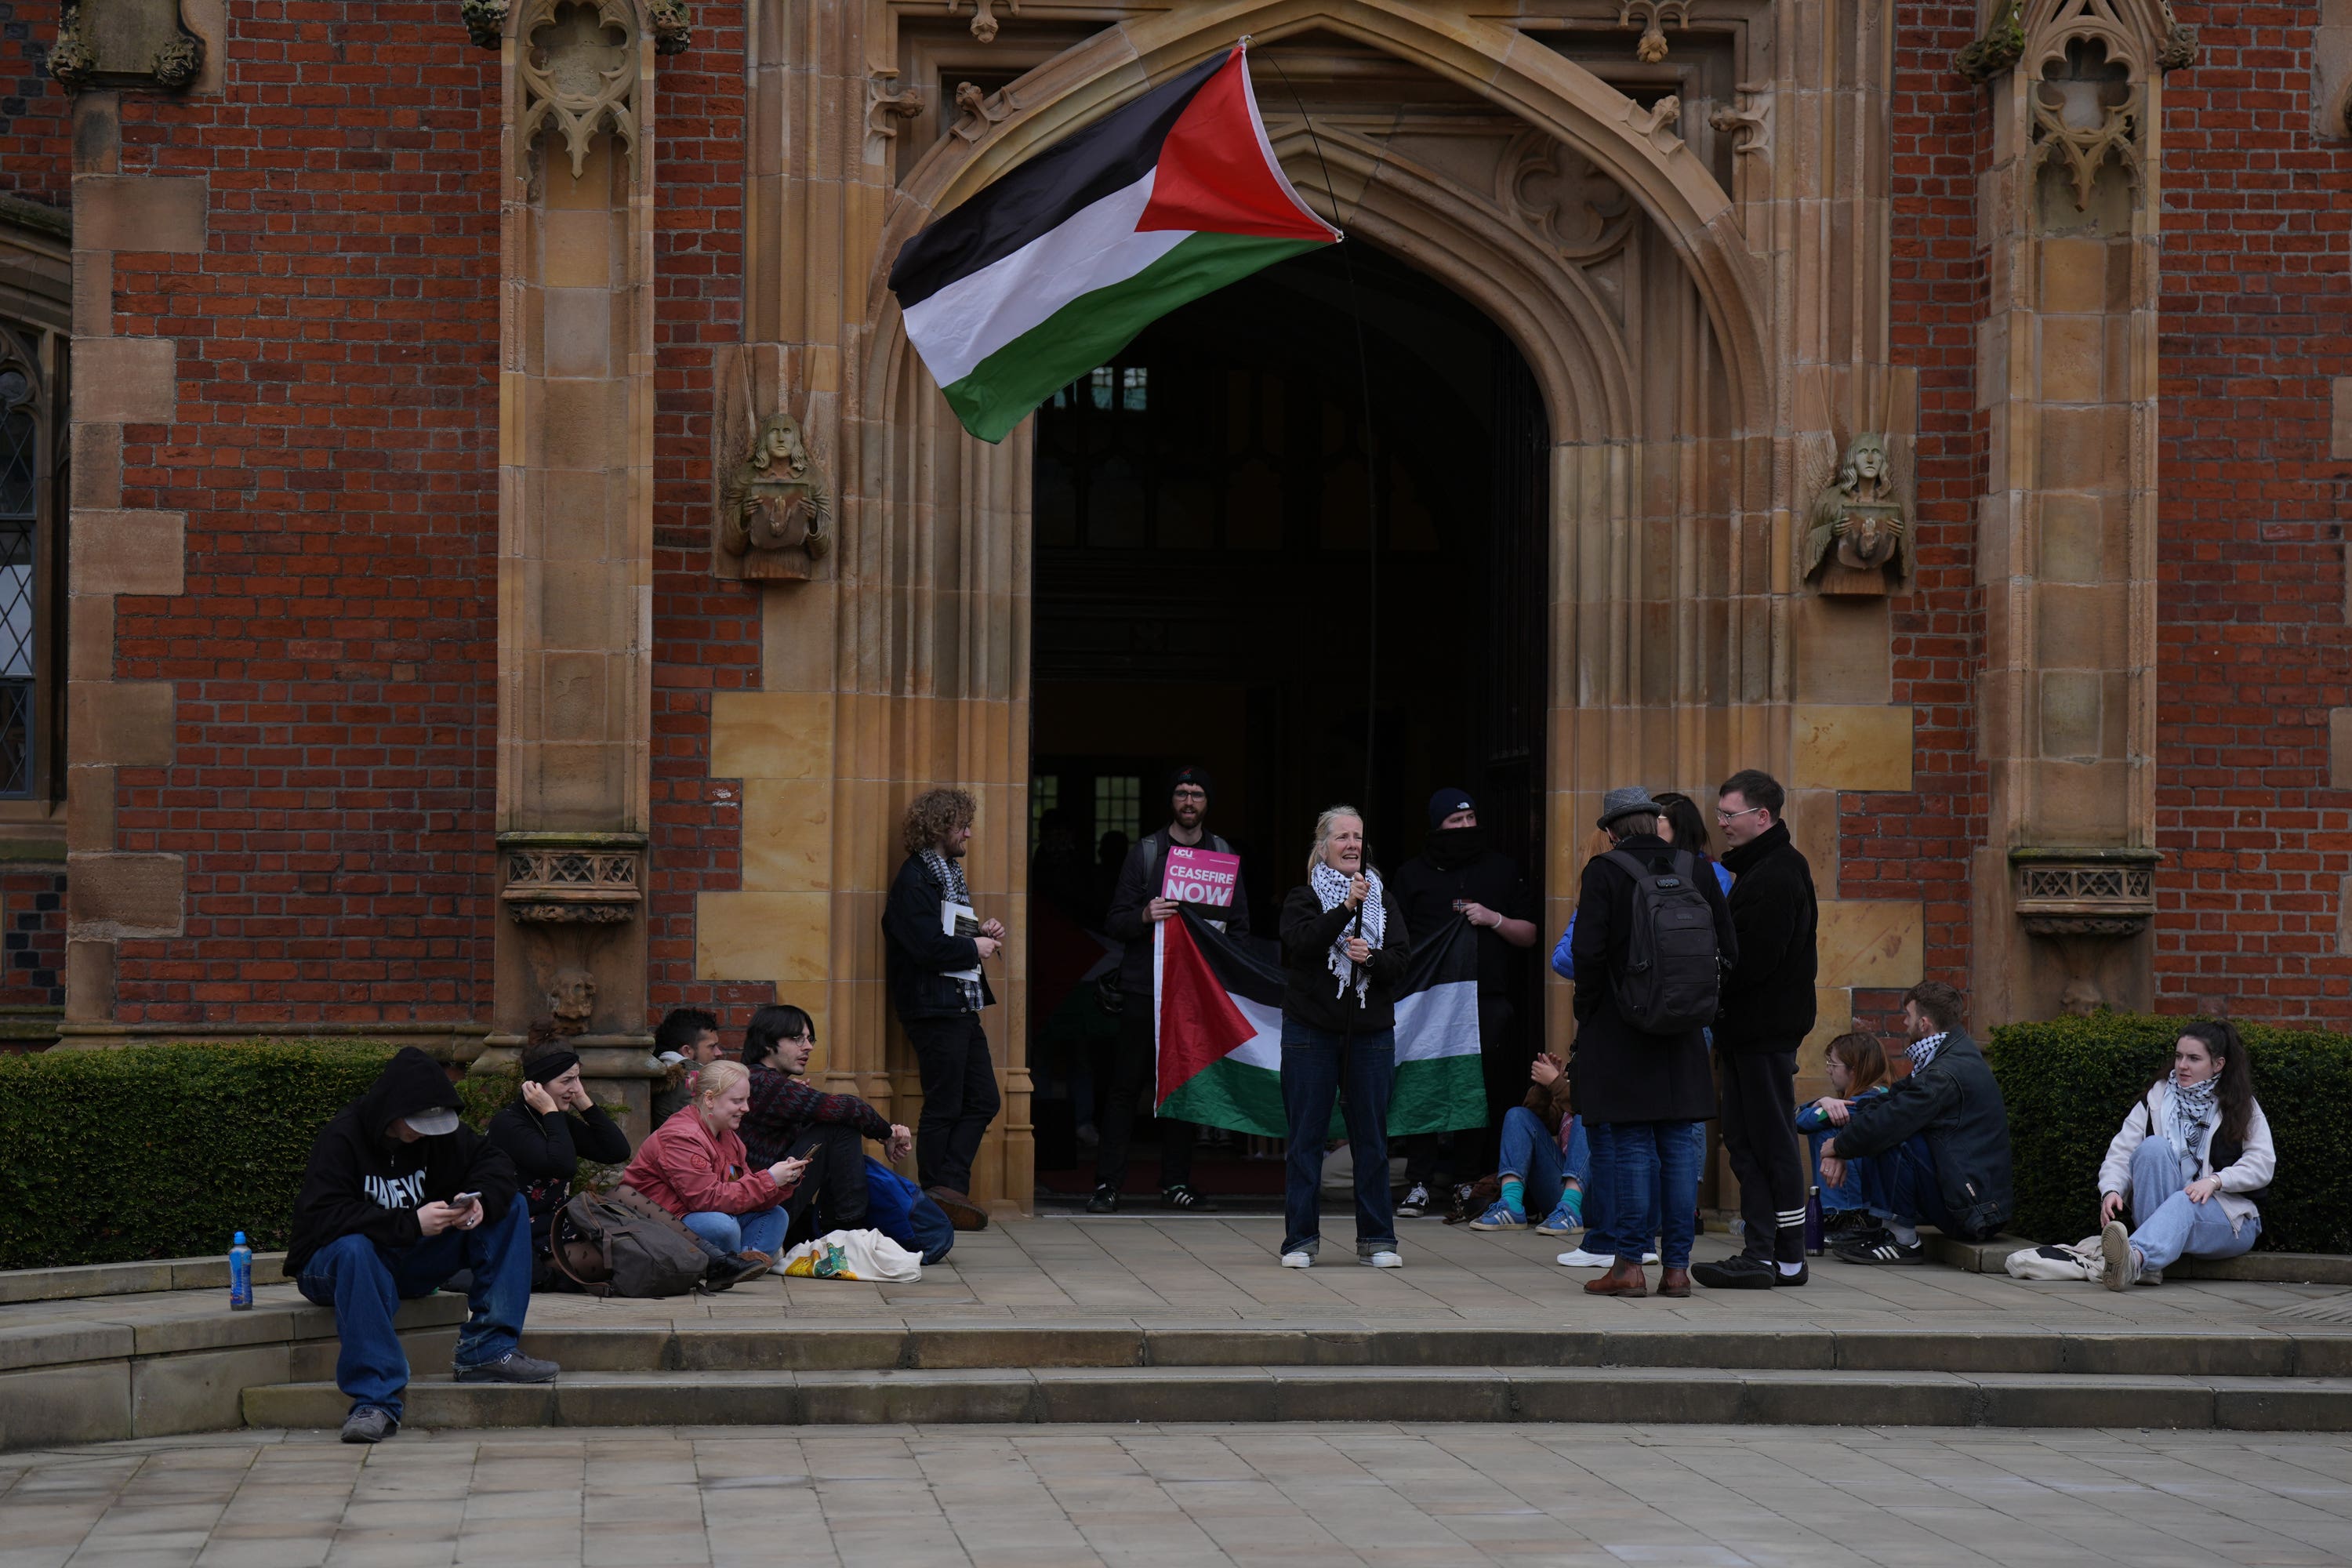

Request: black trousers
left=782, top=1122, right=869, bottom=1236
left=1718, top=1047, right=1806, bottom=1265
left=904, top=1012, right=1000, bottom=1195
left=1093, top=1011, right=1194, bottom=1192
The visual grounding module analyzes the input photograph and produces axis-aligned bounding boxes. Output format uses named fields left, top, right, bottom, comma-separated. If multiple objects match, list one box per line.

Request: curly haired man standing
left=880, top=787, right=1002, bottom=1231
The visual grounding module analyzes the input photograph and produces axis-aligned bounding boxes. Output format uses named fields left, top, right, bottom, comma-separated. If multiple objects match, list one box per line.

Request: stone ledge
left=1929, top=1232, right=2352, bottom=1285
left=0, top=1250, right=290, bottom=1304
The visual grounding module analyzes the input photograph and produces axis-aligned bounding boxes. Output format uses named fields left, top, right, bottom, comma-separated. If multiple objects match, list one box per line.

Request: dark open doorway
left=1024, top=243, right=1548, bottom=1198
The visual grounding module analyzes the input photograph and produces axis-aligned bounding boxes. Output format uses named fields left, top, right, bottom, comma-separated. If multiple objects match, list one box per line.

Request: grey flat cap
left=1595, top=786, right=1661, bottom=829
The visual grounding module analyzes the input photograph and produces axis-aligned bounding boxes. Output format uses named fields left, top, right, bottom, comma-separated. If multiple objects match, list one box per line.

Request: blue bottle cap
left=233, top=1232, right=247, bottom=1245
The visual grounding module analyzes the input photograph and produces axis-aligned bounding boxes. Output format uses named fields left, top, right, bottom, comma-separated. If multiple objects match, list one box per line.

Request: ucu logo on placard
left=363, top=1172, right=428, bottom=1210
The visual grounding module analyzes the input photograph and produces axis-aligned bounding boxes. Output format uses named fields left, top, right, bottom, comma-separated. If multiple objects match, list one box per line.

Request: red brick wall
left=2148, top=3, right=2352, bottom=1022
left=1856, top=0, right=1992, bottom=1039
left=0, top=1, right=69, bottom=208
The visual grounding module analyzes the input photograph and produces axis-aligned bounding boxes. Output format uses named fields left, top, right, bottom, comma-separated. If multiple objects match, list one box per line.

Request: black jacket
left=883, top=851, right=997, bottom=1022
left=1278, top=880, right=1410, bottom=1034
left=1568, top=834, right=1737, bottom=1123
left=485, top=1098, right=631, bottom=1250
left=1715, top=821, right=1819, bottom=1053
left=1833, top=1029, right=2014, bottom=1241
left=283, top=1047, right=517, bottom=1277
left=1388, top=833, right=1531, bottom=999
left=1105, top=827, right=1252, bottom=1007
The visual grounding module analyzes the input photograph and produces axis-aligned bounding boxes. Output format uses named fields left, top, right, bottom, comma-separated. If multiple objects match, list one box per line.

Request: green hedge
left=1984, top=1013, right=2352, bottom=1254
left=0, top=1042, right=519, bottom=1271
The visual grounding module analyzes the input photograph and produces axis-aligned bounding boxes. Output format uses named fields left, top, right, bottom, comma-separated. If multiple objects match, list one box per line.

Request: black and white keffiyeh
left=1905, top=1032, right=1946, bottom=1075
left=1309, top=860, right=1385, bottom=1004
left=922, top=850, right=985, bottom=1013
left=2165, top=1070, right=2219, bottom=1161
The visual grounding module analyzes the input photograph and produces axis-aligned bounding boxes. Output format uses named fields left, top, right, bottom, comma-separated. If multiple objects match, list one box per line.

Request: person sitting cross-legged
left=1469, top=1052, right=1589, bottom=1234
left=2095, top=1019, right=2273, bottom=1290
left=1820, top=981, right=2015, bottom=1264
left=285, top=1047, right=558, bottom=1446
left=621, top=1060, right=812, bottom=1288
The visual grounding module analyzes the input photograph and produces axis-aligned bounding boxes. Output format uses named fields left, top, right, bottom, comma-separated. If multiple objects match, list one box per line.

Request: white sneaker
left=1555, top=1247, right=1613, bottom=1269
left=1359, top=1250, right=1403, bottom=1269
left=1279, top=1250, right=1314, bottom=1269
left=2100, top=1220, right=2140, bottom=1291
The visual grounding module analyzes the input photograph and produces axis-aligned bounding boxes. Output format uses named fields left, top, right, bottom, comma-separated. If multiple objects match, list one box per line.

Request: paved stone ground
left=5, top=1421, right=2352, bottom=1567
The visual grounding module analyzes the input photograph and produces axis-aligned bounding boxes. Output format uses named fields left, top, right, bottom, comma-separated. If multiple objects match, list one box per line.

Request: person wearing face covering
left=1386, top=787, right=1537, bottom=1217
left=285, top=1047, right=557, bottom=1445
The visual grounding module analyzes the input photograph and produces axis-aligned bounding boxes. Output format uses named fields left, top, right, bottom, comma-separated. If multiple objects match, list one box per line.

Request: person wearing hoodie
left=1691, top=768, right=1819, bottom=1292
left=284, top=1047, right=557, bottom=1445
left=486, top=1036, right=632, bottom=1287
left=1388, top=787, right=1537, bottom=1218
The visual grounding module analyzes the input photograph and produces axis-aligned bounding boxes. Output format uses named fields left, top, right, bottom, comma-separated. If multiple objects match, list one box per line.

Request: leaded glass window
left=0, top=364, right=35, bottom=797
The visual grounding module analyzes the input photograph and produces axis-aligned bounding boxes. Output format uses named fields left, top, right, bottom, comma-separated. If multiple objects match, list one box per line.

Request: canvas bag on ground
left=2004, top=1235, right=2103, bottom=1282
left=860, top=1156, right=955, bottom=1265
left=778, top=1228, right=924, bottom=1283
left=551, top=1185, right=724, bottom=1298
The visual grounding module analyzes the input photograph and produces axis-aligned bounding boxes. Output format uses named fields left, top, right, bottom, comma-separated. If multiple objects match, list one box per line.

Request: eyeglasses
left=1715, top=804, right=1766, bottom=825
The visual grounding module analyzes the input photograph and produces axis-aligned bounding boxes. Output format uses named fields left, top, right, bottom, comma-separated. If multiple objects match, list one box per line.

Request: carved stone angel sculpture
left=1802, top=430, right=1910, bottom=595
left=721, top=410, right=831, bottom=569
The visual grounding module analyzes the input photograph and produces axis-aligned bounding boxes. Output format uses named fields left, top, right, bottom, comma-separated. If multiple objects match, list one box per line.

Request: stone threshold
left=1928, top=1234, right=2352, bottom=1283
left=0, top=1250, right=292, bottom=1305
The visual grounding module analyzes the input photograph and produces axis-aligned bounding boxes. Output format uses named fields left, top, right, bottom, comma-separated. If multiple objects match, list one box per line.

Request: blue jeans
left=2126, top=1136, right=2258, bottom=1270
left=1581, top=1120, right=1695, bottom=1255
left=1496, top=1107, right=1589, bottom=1216
left=1608, top=1120, right=1700, bottom=1269
left=1857, top=1134, right=1949, bottom=1231
left=683, top=1206, right=787, bottom=1259
left=296, top=1201, right=532, bottom=1421
left=1279, top=1019, right=1396, bottom=1258
left=1809, top=1127, right=1869, bottom=1210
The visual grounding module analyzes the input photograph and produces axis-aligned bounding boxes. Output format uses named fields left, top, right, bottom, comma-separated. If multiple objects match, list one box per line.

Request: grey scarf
left=2165, top=1072, right=2219, bottom=1161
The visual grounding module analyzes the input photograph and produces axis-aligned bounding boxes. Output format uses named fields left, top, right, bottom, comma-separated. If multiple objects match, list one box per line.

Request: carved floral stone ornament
left=500, top=832, right=645, bottom=924
left=722, top=410, right=833, bottom=577
left=867, top=73, right=925, bottom=160
left=1958, top=0, right=2194, bottom=85
left=946, top=0, right=1018, bottom=43
left=2009, top=848, right=2159, bottom=938
left=1617, top=1, right=1689, bottom=64
left=2031, top=38, right=2141, bottom=212
left=1802, top=431, right=1911, bottom=595
left=48, top=0, right=205, bottom=93
left=1707, top=83, right=1770, bottom=158
left=463, top=0, right=685, bottom=53
left=517, top=0, right=643, bottom=178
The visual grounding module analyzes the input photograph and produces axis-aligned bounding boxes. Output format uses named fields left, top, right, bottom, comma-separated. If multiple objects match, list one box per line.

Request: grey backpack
left=551, top=1185, right=722, bottom=1298
left=1605, top=848, right=1722, bottom=1033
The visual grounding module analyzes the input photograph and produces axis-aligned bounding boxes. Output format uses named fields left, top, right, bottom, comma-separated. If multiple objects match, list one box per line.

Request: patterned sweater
left=740, top=1063, right=893, bottom=1168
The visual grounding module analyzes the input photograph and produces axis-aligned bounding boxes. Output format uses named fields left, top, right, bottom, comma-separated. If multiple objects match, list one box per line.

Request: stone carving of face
left=752, top=416, right=808, bottom=480
left=1849, top=434, right=1889, bottom=486
left=548, top=967, right=597, bottom=1023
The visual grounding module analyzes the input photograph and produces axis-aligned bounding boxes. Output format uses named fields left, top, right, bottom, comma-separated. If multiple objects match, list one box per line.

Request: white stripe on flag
left=1394, top=978, right=1480, bottom=1064
left=901, top=171, right=1186, bottom=387
left=1227, top=995, right=1282, bottom=1072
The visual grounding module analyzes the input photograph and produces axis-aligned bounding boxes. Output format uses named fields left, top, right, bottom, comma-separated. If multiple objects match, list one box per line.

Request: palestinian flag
left=1152, top=907, right=1486, bottom=1139
left=887, top=44, right=1341, bottom=444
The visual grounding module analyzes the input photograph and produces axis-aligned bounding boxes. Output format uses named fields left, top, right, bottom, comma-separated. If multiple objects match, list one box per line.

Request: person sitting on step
left=1818, top=981, right=2015, bottom=1264
left=487, top=1030, right=632, bottom=1289
left=1795, top=1029, right=1893, bottom=1244
left=738, top=1001, right=920, bottom=1241
left=2095, top=1018, right=2273, bottom=1290
left=1469, top=1051, right=1588, bottom=1236
left=621, top=1059, right=811, bottom=1287
left=284, top=1047, right=558, bottom=1446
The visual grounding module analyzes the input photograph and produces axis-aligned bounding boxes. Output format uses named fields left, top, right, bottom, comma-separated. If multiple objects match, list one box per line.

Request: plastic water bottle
left=229, top=1231, right=252, bottom=1312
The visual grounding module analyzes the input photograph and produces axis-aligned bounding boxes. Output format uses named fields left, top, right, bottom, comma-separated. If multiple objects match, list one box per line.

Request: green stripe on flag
left=1158, top=1056, right=1287, bottom=1141
left=938, top=230, right=1325, bottom=443
left=1382, top=1052, right=1489, bottom=1139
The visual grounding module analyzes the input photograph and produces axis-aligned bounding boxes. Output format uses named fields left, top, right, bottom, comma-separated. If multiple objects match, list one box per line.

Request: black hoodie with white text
left=281, top=1047, right=519, bottom=1276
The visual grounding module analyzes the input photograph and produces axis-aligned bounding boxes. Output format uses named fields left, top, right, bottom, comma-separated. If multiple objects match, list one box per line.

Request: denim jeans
left=1496, top=1108, right=1591, bottom=1218
left=296, top=1200, right=533, bottom=1421
left=1809, top=1127, right=1869, bottom=1210
left=2125, top=1135, right=2258, bottom=1269
left=1858, top=1134, right=1949, bottom=1231
left=683, top=1206, right=787, bottom=1259
left=1279, top=1018, right=1396, bottom=1257
left=1607, top=1120, right=1700, bottom=1269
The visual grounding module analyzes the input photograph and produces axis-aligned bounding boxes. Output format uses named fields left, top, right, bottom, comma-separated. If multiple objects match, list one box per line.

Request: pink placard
left=1161, top=844, right=1240, bottom=908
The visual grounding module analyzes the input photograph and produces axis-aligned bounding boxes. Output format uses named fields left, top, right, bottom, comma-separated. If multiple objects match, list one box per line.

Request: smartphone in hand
left=451, top=1191, right=481, bottom=1210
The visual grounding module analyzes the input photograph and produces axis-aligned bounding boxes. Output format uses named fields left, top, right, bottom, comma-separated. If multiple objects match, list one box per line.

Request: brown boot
left=1657, top=1266, right=1692, bottom=1298
left=1583, top=1259, right=1648, bottom=1298
left=927, top=1187, right=991, bottom=1232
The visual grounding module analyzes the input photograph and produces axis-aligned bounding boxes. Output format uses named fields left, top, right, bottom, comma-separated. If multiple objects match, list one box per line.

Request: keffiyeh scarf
left=1906, top=1032, right=1946, bottom=1075
left=2165, top=1071, right=2220, bottom=1161
left=1309, top=860, right=1385, bottom=1004
left=923, top=849, right=985, bottom=1013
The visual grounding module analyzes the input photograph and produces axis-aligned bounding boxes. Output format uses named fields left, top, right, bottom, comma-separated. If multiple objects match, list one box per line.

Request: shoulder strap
left=1606, top=848, right=1652, bottom=880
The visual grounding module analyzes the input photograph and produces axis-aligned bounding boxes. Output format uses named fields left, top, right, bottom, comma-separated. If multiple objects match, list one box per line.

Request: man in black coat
left=1820, top=980, right=2016, bottom=1260
left=1089, top=766, right=1250, bottom=1214
left=1692, top=768, right=1820, bottom=1291
left=285, top=1047, right=558, bottom=1444
left=882, top=786, right=1003, bottom=1230
left=1568, top=788, right=1738, bottom=1298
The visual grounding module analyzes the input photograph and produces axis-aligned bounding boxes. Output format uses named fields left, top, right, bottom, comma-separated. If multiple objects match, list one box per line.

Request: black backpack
left=1604, top=848, right=1722, bottom=1033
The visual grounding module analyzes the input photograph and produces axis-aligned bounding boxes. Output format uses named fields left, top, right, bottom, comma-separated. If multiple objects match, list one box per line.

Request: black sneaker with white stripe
left=1831, top=1228, right=1926, bottom=1265
left=1395, top=1183, right=1430, bottom=1218
left=1160, top=1184, right=1218, bottom=1212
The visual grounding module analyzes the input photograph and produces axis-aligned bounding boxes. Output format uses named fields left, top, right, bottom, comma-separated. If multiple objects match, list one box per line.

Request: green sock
left=1560, top=1187, right=1584, bottom=1221
left=1501, top=1178, right=1525, bottom=1218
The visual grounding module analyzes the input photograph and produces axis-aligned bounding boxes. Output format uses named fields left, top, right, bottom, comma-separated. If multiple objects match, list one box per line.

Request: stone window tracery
left=0, top=321, right=63, bottom=804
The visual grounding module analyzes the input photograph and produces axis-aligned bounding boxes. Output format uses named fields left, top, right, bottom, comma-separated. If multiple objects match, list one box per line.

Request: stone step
left=510, top=1322, right=2352, bottom=1379
left=242, top=1364, right=2352, bottom=1433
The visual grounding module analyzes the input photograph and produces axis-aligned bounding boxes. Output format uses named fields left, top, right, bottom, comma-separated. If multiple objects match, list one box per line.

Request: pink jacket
left=622, top=1107, right=789, bottom=1218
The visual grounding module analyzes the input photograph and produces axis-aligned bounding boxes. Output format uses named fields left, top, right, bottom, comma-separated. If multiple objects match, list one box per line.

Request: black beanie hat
left=1428, top=786, right=1475, bottom=830
left=1171, top=765, right=1213, bottom=804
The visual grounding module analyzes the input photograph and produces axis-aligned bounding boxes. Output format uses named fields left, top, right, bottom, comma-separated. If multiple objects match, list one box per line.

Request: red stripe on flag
left=1156, top=915, right=1256, bottom=1107
left=1137, top=49, right=1337, bottom=243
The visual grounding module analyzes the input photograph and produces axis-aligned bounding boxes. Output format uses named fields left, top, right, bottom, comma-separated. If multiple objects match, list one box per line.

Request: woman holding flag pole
left=1276, top=808, right=1411, bottom=1269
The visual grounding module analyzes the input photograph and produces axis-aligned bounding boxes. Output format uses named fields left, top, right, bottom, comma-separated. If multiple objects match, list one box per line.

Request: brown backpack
left=550, top=1185, right=722, bottom=1298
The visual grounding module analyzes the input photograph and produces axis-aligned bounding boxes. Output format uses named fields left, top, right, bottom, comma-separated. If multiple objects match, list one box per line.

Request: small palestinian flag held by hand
left=888, top=43, right=1341, bottom=444
left=1152, top=908, right=1486, bottom=1140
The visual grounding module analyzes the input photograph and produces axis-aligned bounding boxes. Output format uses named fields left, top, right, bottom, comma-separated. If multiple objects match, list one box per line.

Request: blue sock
left=1501, top=1178, right=1525, bottom=1218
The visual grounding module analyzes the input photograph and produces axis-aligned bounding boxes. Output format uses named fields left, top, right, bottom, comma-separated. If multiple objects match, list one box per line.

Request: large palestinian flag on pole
left=887, top=43, right=1341, bottom=444
left=1152, top=908, right=1486, bottom=1139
